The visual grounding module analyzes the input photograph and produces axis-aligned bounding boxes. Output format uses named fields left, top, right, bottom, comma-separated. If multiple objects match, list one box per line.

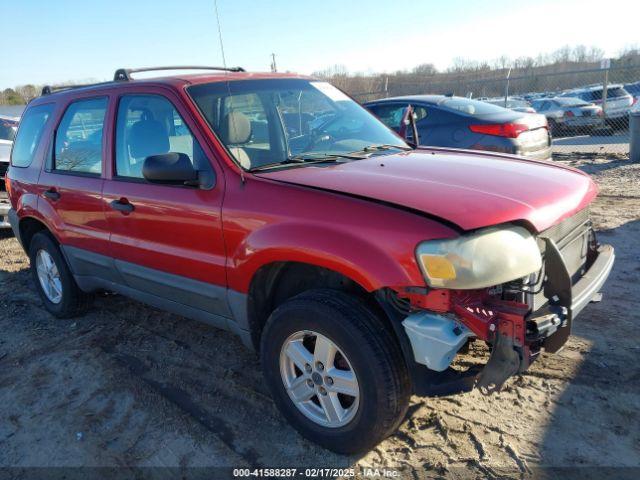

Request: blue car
left=364, top=95, right=552, bottom=160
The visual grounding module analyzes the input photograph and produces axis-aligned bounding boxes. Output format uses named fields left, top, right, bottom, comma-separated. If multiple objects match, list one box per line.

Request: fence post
left=601, top=59, right=610, bottom=126
left=384, top=76, right=389, bottom=98
left=504, top=68, right=511, bottom=107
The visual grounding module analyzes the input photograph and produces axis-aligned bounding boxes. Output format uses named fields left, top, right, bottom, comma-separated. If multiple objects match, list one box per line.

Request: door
left=38, top=97, right=111, bottom=263
left=102, top=92, right=229, bottom=317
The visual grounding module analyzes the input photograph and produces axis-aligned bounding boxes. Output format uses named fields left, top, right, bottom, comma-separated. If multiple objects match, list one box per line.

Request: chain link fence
left=336, top=65, right=640, bottom=158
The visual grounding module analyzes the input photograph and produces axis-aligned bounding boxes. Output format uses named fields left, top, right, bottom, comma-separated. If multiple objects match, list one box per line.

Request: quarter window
left=11, top=104, right=54, bottom=168
left=54, top=98, right=107, bottom=175
left=115, top=94, right=209, bottom=180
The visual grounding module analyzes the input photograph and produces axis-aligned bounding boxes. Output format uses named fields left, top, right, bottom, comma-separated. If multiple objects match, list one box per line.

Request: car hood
left=255, top=148, right=597, bottom=232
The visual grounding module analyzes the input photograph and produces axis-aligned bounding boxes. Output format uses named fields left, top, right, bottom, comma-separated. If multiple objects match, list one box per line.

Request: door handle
left=110, top=199, right=135, bottom=213
left=43, top=189, right=60, bottom=201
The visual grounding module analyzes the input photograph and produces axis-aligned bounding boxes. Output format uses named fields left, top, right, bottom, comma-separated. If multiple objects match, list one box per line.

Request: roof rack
left=41, top=80, right=115, bottom=96
left=113, top=65, right=245, bottom=81
left=40, top=66, right=246, bottom=96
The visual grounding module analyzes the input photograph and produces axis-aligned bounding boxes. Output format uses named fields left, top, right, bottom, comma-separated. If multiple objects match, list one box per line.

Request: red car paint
left=258, top=148, right=597, bottom=232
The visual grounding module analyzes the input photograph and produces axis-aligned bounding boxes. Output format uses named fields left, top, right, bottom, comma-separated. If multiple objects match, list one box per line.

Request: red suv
left=6, top=67, right=614, bottom=453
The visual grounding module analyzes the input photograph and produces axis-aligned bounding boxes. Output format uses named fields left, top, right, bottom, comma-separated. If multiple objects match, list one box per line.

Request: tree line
left=314, top=45, right=640, bottom=101
left=3, top=45, right=640, bottom=105
left=0, top=85, right=39, bottom=105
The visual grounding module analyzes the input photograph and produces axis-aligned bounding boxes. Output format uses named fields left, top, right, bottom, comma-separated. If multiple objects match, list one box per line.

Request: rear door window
left=54, top=98, right=108, bottom=175
left=11, top=104, right=54, bottom=168
left=606, top=87, right=629, bottom=99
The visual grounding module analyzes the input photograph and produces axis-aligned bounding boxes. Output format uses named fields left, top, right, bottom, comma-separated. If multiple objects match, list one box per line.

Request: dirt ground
left=1, top=158, right=639, bottom=479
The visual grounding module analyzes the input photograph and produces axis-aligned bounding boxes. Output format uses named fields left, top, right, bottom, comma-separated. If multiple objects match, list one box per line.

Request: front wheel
left=260, top=289, right=410, bottom=454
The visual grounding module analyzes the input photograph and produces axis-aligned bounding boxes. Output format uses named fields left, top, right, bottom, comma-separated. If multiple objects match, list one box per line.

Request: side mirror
left=142, top=152, right=200, bottom=186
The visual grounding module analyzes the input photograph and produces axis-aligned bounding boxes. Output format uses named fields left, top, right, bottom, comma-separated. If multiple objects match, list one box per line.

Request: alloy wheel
left=35, top=249, right=63, bottom=304
left=279, top=330, right=360, bottom=428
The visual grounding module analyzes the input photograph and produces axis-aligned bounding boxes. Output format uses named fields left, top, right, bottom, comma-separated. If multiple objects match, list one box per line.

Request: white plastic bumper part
left=403, top=312, right=474, bottom=372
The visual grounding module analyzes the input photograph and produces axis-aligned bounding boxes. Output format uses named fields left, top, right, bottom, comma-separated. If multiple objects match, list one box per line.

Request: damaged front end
left=394, top=209, right=615, bottom=395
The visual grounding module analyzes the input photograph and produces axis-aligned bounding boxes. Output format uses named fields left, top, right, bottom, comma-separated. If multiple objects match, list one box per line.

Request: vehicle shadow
left=569, top=157, right=638, bottom=176
left=0, top=242, right=364, bottom=472
left=553, top=133, right=629, bottom=146
left=535, top=219, right=640, bottom=479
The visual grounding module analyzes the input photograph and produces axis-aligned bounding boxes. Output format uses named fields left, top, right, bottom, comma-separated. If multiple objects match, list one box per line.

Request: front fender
left=228, top=222, right=425, bottom=293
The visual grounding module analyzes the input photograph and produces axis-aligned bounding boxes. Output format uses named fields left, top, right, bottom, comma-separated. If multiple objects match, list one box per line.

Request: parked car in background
left=530, top=97, right=603, bottom=135
left=559, top=84, right=633, bottom=125
left=484, top=97, right=536, bottom=113
left=364, top=95, right=551, bottom=160
left=0, top=115, right=19, bottom=185
left=0, top=115, right=18, bottom=227
left=624, top=81, right=640, bottom=106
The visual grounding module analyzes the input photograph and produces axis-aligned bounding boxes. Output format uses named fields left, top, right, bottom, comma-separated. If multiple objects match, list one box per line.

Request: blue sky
left=2, top=0, right=638, bottom=89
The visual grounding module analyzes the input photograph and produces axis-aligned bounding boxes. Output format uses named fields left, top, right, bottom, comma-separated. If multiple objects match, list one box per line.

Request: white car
left=1, top=115, right=19, bottom=228
left=531, top=97, right=603, bottom=135
left=560, top=84, right=633, bottom=122
left=1, top=115, right=19, bottom=184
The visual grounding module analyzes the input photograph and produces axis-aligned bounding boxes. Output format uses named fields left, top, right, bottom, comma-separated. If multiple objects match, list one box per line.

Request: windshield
left=187, top=79, right=407, bottom=170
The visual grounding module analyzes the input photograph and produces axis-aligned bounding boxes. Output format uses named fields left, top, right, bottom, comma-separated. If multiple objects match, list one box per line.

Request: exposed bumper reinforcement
left=403, top=243, right=615, bottom=397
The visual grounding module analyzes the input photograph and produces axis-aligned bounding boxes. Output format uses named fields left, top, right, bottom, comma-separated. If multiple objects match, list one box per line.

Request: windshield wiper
left=359, top=144, right=413, bottom=152
left=247, top=152, right=366, bottom=172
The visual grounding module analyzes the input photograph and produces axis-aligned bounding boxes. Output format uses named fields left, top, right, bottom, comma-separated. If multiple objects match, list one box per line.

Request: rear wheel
left=260, top=289, right=410, bottom=453
left=29, top=231, right=92, bottom=318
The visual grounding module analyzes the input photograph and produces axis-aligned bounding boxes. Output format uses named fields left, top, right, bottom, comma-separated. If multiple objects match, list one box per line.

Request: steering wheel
left=304, top=132, right=335, bottom=152
left=302, top=114, right=342, bottom=151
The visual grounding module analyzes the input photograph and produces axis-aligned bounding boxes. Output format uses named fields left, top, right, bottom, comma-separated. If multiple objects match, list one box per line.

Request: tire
left=260, top=289, right=410, bottom=454
left=548, top=119, right=560, bottom=137
left=29, top=231, right=92, bottom=318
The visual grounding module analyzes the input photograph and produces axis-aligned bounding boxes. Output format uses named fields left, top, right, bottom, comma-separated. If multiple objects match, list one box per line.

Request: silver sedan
left=531, top=97, right=603, bottom=135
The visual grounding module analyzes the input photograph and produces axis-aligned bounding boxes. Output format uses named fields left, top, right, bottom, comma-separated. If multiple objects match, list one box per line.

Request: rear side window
left=440, top=98, right=506, bottom=116
left=54, top=98, right=107, bottom=175
left=11, top=104, right=54, bottom=168
left=607, top=87, right=629, bottom=99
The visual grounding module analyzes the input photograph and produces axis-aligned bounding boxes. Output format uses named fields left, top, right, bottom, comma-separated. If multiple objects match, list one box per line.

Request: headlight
left=416, top=225, right=542, bottom=289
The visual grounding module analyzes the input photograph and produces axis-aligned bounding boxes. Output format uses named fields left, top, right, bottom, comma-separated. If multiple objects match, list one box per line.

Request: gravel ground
left=0, top=159, right=639, bottom=479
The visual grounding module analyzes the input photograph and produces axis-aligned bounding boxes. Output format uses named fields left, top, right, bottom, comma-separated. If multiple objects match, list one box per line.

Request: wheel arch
left=18, top=215, right=58, bottom=253
left=245, top=261, right=405, bottom=355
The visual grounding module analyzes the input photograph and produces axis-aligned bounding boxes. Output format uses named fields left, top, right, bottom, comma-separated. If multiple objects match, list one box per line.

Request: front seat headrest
left=129, top=119, right=170, bottom=159
left=220, top=111, right=251, bottom=145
